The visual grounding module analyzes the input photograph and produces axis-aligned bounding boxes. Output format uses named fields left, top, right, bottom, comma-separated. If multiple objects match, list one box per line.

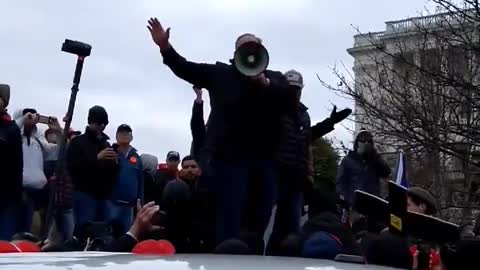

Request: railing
left=385, top=11, right=465, bottom=33
left=353, top=31, right=384, bottom=47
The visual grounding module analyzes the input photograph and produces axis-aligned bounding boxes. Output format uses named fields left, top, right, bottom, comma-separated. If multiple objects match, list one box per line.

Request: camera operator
left=336, top=129, right=391, bottom=210
left=0, top=84, right=23, bottom=240
left=14, top=108, right=62, bottom=234
left=66, top=105, right=118, bottom=236
left=147, top=18, right=293, bottom=245
left=108, top=124, right=144, bottom=235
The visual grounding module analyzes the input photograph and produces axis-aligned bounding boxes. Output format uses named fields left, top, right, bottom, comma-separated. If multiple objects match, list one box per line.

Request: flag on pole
left=394, top=150, right=409, bottom=188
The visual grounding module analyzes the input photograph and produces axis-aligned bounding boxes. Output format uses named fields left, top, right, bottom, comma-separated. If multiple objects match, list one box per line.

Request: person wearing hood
left=0, top=84, right=23, bottom=240
left=141, top=154, right=163, bottom=205
left=66, top=105, right=119, bottom=236
left=336, top=128, right=391, bottom=208
left=14, top=107, right=62, bottom=233
left=108, top=124, right=144, bottom=235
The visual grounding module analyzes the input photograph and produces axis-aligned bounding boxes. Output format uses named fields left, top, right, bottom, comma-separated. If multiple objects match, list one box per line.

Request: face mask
left=357, top=142, right=372, bottom=155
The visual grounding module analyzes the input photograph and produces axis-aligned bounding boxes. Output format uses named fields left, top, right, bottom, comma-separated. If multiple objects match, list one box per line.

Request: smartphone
left=38, top=115, right=52, bottom=124
left=112, top=143, right=119, bottom=153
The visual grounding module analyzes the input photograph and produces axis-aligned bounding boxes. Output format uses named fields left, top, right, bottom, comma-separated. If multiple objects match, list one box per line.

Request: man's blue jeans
left=73, top=191, right=111, bottom=236
left=106, top=202, right=134, bottom=236
left=212, top=159, right=277, bottom=246
left=266, top=165, right=304, bottom=255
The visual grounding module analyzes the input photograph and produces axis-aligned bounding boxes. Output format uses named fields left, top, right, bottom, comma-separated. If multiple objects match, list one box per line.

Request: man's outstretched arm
left=147, top=18, right=215, bottom=89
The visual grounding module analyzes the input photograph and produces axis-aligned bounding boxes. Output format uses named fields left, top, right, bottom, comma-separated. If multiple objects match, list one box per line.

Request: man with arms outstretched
left=147, top=18, right=293, bottom=245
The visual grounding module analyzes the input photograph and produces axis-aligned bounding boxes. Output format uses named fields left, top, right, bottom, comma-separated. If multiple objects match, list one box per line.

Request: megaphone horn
left=234, top=42, right=269, bottom=77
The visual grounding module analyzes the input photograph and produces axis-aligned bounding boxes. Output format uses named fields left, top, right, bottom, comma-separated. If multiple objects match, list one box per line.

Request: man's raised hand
left=147, top=18, right=171, bottom=51
left=128, top=200, right=161, bottom=240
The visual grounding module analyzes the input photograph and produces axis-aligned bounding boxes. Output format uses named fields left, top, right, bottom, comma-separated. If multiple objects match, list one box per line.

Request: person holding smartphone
left=13, top=108, right=62, bottom=234
left=66, top=105, right=119, bottom=237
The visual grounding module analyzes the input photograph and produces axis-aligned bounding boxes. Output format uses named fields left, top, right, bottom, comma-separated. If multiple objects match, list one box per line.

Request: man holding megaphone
left=147, top=17, right=294, bottom=246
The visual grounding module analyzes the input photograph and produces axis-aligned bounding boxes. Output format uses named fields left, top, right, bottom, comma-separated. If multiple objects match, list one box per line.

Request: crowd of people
left=0, top=17, right=478, bottom=270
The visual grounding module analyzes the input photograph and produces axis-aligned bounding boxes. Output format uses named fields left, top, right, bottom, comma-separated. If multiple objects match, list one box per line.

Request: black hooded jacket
left=336, top=134, right=391, bottom=206
left=66, top=127, right=118, bottom=199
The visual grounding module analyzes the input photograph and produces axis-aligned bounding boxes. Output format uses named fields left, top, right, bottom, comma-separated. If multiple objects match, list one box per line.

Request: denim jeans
left=266, top=166, right=304, bottom=255
left=106, top=202, right=134, bottom=236
left=212, top=159, right=277, bottom=245
left=73, top=191, right=111, bottom=237
left=0, top=203, right=20, bottom=240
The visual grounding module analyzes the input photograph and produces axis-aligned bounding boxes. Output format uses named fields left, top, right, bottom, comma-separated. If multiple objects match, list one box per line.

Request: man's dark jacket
left=0, top=113, right=23, bottom=204
left=162, top=46, right=293, bottom=159
left=275, top=102, right=336, bottom=190
left=66, top=127, right=118, bottom=199
left=336, top=151, right=391, bottom=206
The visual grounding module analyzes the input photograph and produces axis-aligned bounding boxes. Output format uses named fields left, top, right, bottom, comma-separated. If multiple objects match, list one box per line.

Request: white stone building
left=346, top=11, right=480, bottom=226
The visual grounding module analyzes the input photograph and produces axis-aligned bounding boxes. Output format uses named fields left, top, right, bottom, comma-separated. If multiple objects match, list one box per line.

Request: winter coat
left=110, top=147, right=144, bottom=206
left=336, top=151, right=391, bottom=206
left=161, top=46, right=293, bottom=160
left=66, top=127, right=118, bottom=199
left=0, top=112, right=23, bottom=204
left=14, top=112, right=59, bottom=190
left=276, top=103, right=311, bottom=171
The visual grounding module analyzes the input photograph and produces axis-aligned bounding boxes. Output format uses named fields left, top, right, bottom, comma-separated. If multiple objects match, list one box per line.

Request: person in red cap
left=0, top=84, right=23, bottom=241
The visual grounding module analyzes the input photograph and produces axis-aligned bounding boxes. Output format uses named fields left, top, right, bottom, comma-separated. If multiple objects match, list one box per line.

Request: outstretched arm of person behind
left=147, top=18, right=216, bottom=89
left=311, top=106, right=352, bottom=141
left=190, top=86, right=206, bottom=159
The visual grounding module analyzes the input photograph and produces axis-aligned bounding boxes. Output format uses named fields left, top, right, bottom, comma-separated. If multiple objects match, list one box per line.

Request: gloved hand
left=330, top=106, right=352, bottom=124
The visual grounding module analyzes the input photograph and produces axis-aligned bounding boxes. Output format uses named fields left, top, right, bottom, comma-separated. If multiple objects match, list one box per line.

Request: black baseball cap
left=116, top=124, right=132, bottom=133
left=167, top=151, right=180, bottom=161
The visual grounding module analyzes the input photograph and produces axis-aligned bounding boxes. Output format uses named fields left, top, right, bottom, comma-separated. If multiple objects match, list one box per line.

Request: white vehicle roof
left=0, top=252, right=399, bottom=270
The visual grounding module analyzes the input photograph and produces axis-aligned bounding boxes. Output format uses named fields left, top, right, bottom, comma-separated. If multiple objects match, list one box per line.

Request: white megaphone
left=233, top=42, right=269, bottom=77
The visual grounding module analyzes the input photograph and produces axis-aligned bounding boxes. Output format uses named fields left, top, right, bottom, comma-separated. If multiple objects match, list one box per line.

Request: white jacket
left=14, top=110, right=59, bottom=190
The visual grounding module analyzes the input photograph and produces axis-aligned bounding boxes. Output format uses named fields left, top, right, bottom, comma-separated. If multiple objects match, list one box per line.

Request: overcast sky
left=0, top=0, right=434, bottom=159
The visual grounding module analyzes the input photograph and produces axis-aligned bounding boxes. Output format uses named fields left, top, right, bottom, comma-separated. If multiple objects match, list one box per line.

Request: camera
left=62, top=39, right=92, bottom=57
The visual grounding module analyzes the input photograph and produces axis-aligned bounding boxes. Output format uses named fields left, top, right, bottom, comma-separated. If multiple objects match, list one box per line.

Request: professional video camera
left=353, top=181, right=460, bottom=269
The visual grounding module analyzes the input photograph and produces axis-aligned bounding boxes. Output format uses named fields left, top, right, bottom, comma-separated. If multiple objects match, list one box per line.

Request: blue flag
left=394, top=150, right=409, bottom=188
